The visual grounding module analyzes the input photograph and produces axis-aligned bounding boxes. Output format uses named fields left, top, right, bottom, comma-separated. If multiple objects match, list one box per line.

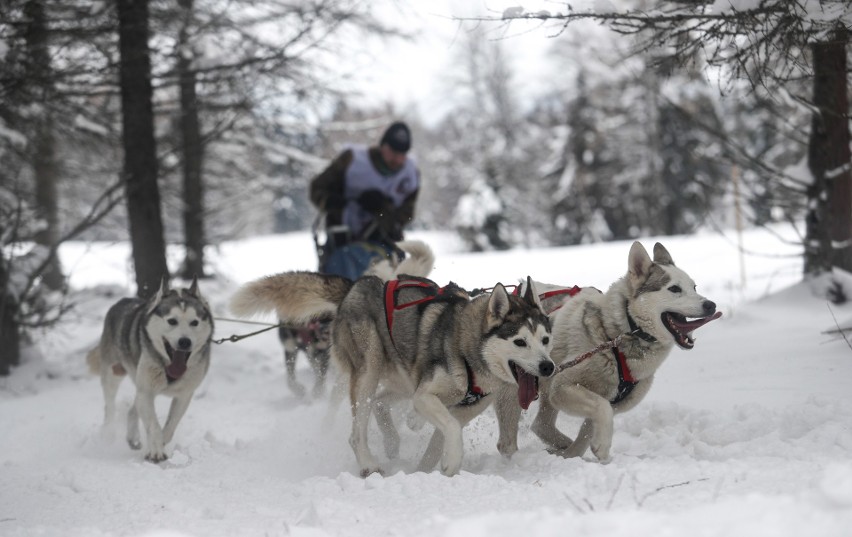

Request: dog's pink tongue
left=516, top=368, right=538, bottom=410
left=681, top=310, right=723, bottom=332
left=167, top=351, right=189, bottom=379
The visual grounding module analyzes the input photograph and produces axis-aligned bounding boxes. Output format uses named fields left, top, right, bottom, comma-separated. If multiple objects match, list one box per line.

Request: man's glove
left=375, top=207, right=403, bottom=241
left=385, top=225, right=403, bottom=242
left=357, top=189, right=389, bottom=213
left=325, top=190, right=345, bottom=211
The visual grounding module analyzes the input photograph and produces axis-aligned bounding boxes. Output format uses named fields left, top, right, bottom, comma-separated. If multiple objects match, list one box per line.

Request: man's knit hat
left=380, top=121, right=412, bottom=153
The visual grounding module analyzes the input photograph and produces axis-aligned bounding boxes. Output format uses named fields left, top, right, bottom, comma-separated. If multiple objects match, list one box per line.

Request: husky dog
left=277, top=319, right=333, bottom=399
left=277, top=240, right=436, bottom=399
left=86, top=278, right=213, bottom=462
left=230, top=271, right=554, bottom=477
left=496, top=242, right=721, bottom=462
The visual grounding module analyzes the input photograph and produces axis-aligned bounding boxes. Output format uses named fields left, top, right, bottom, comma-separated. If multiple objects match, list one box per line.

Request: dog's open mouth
left=163, top=339, right=189, bottom=380
left=661, top=311, right=722, bottom=349
left=510, top=361, right=539, bottom=410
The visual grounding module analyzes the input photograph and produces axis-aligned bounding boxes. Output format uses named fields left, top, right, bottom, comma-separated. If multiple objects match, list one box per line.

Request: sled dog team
left=88, top=240, right=721, bottom=476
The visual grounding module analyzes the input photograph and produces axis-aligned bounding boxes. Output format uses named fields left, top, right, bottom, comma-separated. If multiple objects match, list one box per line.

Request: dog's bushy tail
left=395, top=240, right=435, bottom=279
left=368, top=240, right=435, bottom=281
left=229, top=271, right=352, bottom=323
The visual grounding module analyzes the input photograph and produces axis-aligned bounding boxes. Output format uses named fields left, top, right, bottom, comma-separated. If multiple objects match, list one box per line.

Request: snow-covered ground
left=4, top=225, right=852, bottom=537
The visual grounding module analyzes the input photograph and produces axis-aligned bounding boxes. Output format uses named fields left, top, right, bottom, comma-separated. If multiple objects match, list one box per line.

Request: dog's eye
left=190, top=320, right=199, bottom=327
left=167, top=318, right=178, bottom=326
left=542, top=336, right=550, bottom=345
left=668, top=285, right=682, bottom=293
left=513, top=339, right=527, bottom=347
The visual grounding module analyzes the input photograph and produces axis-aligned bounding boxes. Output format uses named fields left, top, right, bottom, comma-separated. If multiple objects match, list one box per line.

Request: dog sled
left=312, top=214, right=403, bottom=280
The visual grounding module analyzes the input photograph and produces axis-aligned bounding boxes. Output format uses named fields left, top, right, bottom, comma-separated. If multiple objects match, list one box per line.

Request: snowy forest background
left=2, top=0, right=851, bottom=373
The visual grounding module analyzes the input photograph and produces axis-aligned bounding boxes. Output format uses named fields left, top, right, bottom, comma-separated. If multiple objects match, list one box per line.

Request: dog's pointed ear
left=522, top=276, right=542, bottom=309
left=188, top=275, right=200, bottom=297
left=628, top=242, right=653, bottom=287
left=146, top=277, right=168, bottom=314
left=652, top=243, right=674, bottom=266
left=486, top=283, right=511, bottom=329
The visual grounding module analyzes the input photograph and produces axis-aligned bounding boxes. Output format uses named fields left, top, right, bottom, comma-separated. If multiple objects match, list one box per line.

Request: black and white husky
left=230, top=271, right=555, bottom=477
left=87, top=278, right=213, bottom=462
left=276, top=240, right=435, bottom=400
left=497, top=242, right=721, bottom=462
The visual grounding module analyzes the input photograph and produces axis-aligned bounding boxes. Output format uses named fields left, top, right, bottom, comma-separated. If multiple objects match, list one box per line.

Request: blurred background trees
left=2, top=0, right=847, bottom=371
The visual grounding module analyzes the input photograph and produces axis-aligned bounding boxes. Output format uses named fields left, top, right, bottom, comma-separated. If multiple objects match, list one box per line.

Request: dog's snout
left=539, top=361, right=555, bottom=377
left=703, top=300, right=716, bottom=314
left=178, top=337, right=192, bottom=350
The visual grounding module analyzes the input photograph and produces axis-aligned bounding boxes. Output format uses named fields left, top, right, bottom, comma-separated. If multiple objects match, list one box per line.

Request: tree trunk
left=177, top=0, right=207, bottom=280
left=116, top=0, right=168, bottom=299
left=0, top=244, right=21, bottom=376
left=25, top=0, right=64, bottom=290
left=805, top=26, right=852, bottom=276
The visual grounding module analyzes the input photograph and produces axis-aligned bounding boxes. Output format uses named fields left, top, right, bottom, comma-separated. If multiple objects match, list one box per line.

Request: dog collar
left=626, top=311, right=657, bottom=343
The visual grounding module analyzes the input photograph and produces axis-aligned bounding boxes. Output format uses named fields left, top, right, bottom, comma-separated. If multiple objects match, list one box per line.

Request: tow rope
left=212, top=317, right=328, bottom=345
left=212, top=319, right=283, bottom=345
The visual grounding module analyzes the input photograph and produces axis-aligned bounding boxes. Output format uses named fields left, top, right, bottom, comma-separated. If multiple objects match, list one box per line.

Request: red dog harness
left=508, top=284, right=582, bottom=314
left=384, top=277, right=461, bottom=335
left=611, top=347, right=637, bottom=404
left=383, top=278, right=484, bottom=406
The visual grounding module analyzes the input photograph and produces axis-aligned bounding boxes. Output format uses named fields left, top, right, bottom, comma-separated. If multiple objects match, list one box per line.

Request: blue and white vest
left=342, top=145, right=418, bottom=238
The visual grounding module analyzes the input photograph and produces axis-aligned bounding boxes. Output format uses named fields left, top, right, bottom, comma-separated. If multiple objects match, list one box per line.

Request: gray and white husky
left=496, top=241, right=721, bottom=462
left=277, top=240, right=436, bottom=399
left=277, top=319, right=333, bottom=399
left=230, top=271, right=554, bottom=477
left=86, top=278, right=214, bottom=462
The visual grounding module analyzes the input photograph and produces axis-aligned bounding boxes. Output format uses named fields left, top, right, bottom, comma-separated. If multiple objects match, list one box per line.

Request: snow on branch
left=459, top=1, right=852, bottom=90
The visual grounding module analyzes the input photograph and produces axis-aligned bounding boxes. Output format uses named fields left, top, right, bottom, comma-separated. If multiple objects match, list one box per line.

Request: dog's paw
left=440, top=462, right=462, bottom=477
left=441, top=452, right=463, bottom=477
left=127, top=438, right=142, bottom=450
left=591, top=443, right=611, bottom=463
left=496, top=439, right=518, bottom=457
left=546, top=446, right=572, bottom=459
left=359, top=466, right=384, bottom=478
left=547, top=444, right=590, bottom=459
left=145, top=451, right=168, bottom=463
left=288, top=380, right=307, bottom=399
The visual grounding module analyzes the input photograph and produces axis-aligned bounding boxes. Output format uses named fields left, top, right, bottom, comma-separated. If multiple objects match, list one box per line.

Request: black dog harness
left=458, top=360, right=487, bottom=406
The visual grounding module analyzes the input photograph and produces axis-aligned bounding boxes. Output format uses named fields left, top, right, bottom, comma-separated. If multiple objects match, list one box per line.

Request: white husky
left=496, top=241, right=721, bottom=462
